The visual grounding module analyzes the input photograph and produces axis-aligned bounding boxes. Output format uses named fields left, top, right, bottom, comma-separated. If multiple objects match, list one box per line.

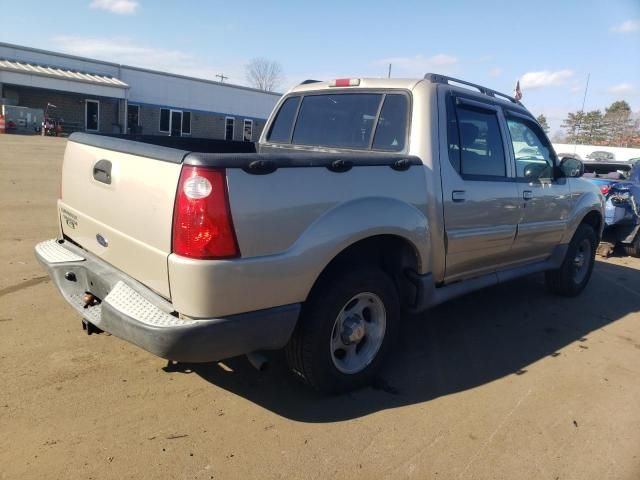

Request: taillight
left=172, top=166, right=239, bottom=259
left=600, top=185, right=610, bottom=196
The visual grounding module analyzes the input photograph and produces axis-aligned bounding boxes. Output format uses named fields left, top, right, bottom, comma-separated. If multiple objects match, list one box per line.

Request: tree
left=561, top=111, right=585, bottom=144
left=603, top=100, right=633, bottom=147
left=581, top=110, right=606, bottom=144
left=560, top=101, right=640, bottom=147
left=245, top=58, right=283, bottom=92
left=536, top=114, right=550, bottom=133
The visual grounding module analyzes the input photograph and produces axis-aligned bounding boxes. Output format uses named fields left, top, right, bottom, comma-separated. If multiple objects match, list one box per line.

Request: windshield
left=267, top=92, right=409, bottom=151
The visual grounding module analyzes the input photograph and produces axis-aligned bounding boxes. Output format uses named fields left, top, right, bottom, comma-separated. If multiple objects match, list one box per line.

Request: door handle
left=523, top=190, right=533, bottom=201
left=452, top=190, right=466, bottom=202
left=93, top=159, right=112, bottom=185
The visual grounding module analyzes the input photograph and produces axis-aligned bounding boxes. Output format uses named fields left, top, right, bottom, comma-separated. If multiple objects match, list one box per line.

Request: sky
left=1, top=0, right=639, bottom=133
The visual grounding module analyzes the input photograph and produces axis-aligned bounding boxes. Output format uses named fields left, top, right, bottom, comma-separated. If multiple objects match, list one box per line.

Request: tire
left=545, top=224, right=597, bottom=297
left=285, top=267, right=400, bottom=393
left=622, top=235, right=640, bottom=258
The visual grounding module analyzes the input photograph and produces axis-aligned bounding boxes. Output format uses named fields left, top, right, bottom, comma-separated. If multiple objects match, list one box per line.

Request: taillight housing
left=172, top=166, right=239, bottom=259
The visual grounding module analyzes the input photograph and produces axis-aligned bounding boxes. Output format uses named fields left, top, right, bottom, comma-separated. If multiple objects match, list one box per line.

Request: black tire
left=545, top=223, right=597, bottom=297
left=285, top=267, right=400, bottom=393
left=623, top=235, right=640, bottom=258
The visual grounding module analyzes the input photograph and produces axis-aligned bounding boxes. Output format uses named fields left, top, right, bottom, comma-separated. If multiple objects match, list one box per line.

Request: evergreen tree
left=536, top=114, right=550, bottom=134
left=603, top=100, right=633, bottom=147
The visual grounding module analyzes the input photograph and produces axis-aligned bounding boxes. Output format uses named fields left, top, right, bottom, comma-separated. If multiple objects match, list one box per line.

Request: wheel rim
left=330, top=292, right=387, bottom=375
left=573, top=238, right=592, bottom=284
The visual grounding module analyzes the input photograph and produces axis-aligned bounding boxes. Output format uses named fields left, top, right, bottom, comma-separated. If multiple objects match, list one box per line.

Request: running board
left=408, top=244, right=568, bottom=313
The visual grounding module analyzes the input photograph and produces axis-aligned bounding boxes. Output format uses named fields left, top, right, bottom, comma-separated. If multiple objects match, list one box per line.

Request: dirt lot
left=1, top=134, right=639, bottom=480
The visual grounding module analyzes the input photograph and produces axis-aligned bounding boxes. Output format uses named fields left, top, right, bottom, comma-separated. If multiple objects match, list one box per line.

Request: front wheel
left=545, top=224, right=597, bottom=297
left=285, top=267, right=400, bottom=393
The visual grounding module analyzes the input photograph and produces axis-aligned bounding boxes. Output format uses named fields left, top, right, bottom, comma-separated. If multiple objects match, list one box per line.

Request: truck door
left=504, top=112, right=571, bottom=260
left=440, top=92, right=521, bottom=281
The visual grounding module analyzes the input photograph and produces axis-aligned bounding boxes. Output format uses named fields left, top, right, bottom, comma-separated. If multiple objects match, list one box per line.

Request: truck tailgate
left=59, top=139, right=183, bottom=298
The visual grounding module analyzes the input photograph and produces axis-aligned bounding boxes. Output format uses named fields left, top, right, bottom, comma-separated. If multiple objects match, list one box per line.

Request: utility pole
left=216, top=73, right=229, bottom=83
left=387, top=63, right=392, bottom=78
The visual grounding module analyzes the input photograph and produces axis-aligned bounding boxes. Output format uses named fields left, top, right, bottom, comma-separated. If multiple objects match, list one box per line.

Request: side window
left=452, top=101, right=507, bottom=178
left=267, top=96, right=300, bottom=143
left=506, top=117, right=554, bottom=179
left=372, top=94, right=408, bottom=151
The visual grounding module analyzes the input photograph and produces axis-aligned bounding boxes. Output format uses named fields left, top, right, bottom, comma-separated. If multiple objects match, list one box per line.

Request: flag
left=513, top=81, right=522, bottom=101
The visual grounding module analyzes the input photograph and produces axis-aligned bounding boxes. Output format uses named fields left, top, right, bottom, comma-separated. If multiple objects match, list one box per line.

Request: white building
left=0, top=42, right=281, bottom=140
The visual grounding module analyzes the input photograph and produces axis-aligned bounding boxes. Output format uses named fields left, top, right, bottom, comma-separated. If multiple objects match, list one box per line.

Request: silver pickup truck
left=36, top=74, right=603, bottom=392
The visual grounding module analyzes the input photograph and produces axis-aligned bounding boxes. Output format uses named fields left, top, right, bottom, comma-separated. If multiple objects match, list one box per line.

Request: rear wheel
left=545, top=224, right=597, bottom=297
left=623, top=234, right=640, bottom=257
left=285, top=267, right=400, bottom=393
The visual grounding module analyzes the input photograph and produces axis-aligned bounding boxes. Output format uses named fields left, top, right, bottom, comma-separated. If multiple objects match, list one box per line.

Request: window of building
left=506, top=116, right=554, bottom=180
left=243, top=119, right=253, bottom=142
left=448, top=100, right=507, bottom=178
left=225, top=117, right=235, bottom=141
left=85, top=99, right=99, bottom=132
left=159, top=108, right=170, bottom=133
left=182, top=111, right=191, bottom=135
left=127, top=104, right=140, bottom=134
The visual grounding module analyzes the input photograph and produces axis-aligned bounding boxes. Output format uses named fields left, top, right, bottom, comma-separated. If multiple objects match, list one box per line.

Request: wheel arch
left=306, top=234, right=423, bottom=309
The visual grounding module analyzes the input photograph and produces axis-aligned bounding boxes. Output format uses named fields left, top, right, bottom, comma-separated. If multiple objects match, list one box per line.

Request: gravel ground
left=1, top=134, right=639, bottom=480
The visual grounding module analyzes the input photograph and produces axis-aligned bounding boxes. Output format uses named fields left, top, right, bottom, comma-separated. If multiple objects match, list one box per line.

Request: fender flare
left=561, top=191, right=605, bottom=244
left=288, top=196, right=431, bottom=291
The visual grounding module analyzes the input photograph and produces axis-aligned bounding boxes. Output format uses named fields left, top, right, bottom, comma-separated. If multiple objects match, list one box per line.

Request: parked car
left=601, top=161, right=640, bottom=257
left=586, top=150, right=616, bottom=161
left=35, top=74, right=604, bottom=392
left=582, top=160, right=634, bottom=195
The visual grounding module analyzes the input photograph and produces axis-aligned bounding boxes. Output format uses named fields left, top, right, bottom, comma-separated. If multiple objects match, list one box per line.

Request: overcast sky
left=2, top=0, right=639, bottom=133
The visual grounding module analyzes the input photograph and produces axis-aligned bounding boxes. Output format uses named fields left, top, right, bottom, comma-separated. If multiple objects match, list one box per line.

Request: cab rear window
left=267, top=93, right=408, bottom=151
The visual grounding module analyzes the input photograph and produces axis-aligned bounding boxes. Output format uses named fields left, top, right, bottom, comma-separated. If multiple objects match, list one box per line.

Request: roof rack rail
left=299, top=79, right=322, bottom=85
left=424, top=73, right=521, bottom=105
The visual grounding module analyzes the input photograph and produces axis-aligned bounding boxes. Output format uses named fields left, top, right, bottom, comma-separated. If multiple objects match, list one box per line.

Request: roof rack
left=424, top=73, right=521, bottom=105
left=299, top=79, right=322, bottom=85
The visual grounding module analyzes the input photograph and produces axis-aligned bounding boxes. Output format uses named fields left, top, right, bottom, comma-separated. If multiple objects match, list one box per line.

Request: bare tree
left=245, top=58, right=283, bottom=92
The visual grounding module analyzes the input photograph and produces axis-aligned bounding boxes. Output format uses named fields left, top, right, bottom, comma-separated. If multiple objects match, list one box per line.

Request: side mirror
left=559, top=157, right=584, bottom=178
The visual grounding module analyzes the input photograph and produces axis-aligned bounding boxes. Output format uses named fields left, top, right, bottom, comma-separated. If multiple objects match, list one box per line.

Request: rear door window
left=447, top=99, right=507, bottom=179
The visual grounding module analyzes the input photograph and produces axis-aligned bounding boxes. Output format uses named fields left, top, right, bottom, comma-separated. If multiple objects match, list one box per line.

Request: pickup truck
left=35, top=74, right=604, bottom=393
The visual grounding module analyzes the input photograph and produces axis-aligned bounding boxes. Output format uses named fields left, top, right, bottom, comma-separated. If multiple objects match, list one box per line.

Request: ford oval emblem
left=96, top=234, right=109, bottom=247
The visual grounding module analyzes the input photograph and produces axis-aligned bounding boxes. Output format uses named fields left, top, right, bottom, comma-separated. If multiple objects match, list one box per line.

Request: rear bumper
left=34, top=239, right=300, bottom=362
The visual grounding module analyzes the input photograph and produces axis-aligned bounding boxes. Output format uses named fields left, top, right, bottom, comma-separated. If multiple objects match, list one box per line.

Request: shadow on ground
left=165, top=260, right=640, bottom=423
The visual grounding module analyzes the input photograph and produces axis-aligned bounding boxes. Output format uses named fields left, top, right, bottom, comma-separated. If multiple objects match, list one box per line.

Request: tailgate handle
left=93, top=159, right=112, bottom=185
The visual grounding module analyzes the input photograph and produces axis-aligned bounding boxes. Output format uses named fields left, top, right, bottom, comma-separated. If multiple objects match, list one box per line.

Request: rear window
left=267, top=92, right=408, bottom=151
left=267, top=96, right=300, bottom=143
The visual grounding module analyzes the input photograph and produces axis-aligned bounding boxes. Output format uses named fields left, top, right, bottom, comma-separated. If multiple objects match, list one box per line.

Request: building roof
left=0, top=58, right=129, bottom=88
left=0, top=42, right=281, bottom=97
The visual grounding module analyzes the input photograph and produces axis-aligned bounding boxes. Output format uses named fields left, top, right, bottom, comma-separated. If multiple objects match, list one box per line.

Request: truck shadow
left=165, top=260, right=640, bottom=423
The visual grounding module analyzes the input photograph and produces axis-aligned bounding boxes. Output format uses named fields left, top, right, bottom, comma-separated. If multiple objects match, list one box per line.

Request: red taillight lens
left=172, top=166, right=239, bottom=259
left=600, top=185, right=610, bottom=196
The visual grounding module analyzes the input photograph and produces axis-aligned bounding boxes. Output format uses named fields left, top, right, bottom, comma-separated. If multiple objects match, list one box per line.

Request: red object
left=334, top=79, right=351, bottom=87
left=172, top=166, right=239, bottom=259
left=0, top=115, right=5, bottom=134
left=600, top=185, right=610, bottom=196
